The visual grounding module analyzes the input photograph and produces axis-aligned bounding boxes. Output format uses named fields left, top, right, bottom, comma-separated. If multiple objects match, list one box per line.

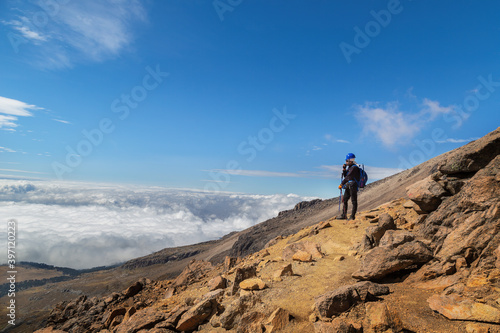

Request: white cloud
left=210, top=165, right=403, bottom=182
left=1, top=0, right=147, bottom=69
left=355, top=98, right=456, bottom=147
left=420, top=98, right=454, bottom=120
left=355, top=102, right=421, bottom=147
left=318, top=165, right=402, bottom=180
left=0, top=96, right=42, bottom=130
left=0, top=115, right=19, bottom=130
left=324, top=134, right=350, bottom=144
left=0, top=147, right=16, bottom=153
left=0, top=96, right=40, bottom=117
left=53, top=118, right=71, bottom=124
left=0, top=179, right=310, bottom=269
left=436, top=137, right=478, bottom=144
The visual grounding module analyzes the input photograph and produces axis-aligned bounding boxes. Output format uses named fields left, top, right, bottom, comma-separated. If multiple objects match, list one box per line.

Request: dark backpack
left=356, top=164, right=368, bottom=188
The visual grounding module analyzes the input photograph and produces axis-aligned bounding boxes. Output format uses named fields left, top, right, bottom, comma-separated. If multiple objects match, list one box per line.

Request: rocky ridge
left=31, top=126, right=500, bottom=332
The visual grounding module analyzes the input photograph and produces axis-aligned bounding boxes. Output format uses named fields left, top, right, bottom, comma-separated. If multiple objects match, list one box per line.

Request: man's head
left=345, top=153, right=356, bottom=165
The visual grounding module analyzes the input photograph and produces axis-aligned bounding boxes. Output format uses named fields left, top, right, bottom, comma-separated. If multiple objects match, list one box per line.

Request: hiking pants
left=343, top=181, right=358, bottom=217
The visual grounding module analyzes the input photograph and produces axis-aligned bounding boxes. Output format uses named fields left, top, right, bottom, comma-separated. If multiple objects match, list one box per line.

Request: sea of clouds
left=0, top=179, right=312, bottom=269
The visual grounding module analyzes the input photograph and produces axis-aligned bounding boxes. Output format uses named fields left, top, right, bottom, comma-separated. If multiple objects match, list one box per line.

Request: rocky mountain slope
left=5, top=127, right=500, bottom=332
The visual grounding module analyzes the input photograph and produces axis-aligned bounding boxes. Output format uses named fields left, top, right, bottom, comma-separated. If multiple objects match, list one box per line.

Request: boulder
left=313, top=319, right=361, bottom=333
left=363, top=302, right=404, bottom=333
left=352, top=240, right=433, bottom=281
left=220, top=294, right=259, bottom=330
left=315, top=285, right=361, bottom=319
left=115, top=307, right=166, bottom=333
left=176, top=292, right=222, bottom=332
left=173, top=259, right=213, bottom=288
left=208, top=275, right=227, bottom=291
left=104, top=308, right=126, bottom=328
left=378, top=213, right=396, bottom=231
left=123, top=281, right=143, bottom=298
left=428, top=293, right=500, bottom=323
left=352, top=281, right=390, bottom=301
left=229, top=264, right=258, bottom=295
left=406, top=176, right=448, bottom=213
left=314, top=281, right=389, bottom=319
left=378, top=230, right=415, bottom=248
left=293, top=250, right=313, bottom=262
left=438, top=131, right=500, bottom=175
left=365, top=226, right=386, bottom=247
left=264, top=308, right=291, bottom=332
left=161, top=304, right=189, bottom=328
left=364, top=213, right=397, bottom=248
left=238, top=311, right=266, bottom=333
left=239, top=278, right=267, bottom=291
left=273, top=263, right=294, bottom=281
left=224, top=256, right=239, bottom=272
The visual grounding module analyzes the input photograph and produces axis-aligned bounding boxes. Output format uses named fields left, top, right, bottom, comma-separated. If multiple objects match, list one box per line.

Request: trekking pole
left=338, top=188, right=342, bottom=213
left=338, top=173, right=343, bottom=213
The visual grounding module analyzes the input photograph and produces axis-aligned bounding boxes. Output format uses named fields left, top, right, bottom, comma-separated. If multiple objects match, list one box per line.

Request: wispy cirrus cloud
left=318, top=165, right=403, bottom=180
left=53, top=118, right=71, bottom=124
left=0, top=96, right=41, bottom=131
left=206, top=165, right=402, bottom=181
left=2, top=0, right=147, bottom=69
left=436, top=137, right=478, bottom=144
left=324, top=134, right=350, bottom=144
left=355, top=98, right=455, bottom=147
left=0, top=147, right=16, bottom=153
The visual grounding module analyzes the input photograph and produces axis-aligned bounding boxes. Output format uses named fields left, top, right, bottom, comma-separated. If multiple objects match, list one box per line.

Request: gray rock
left=406, top=176, right=448, bottom=213
left=379, top=230, right=415, bottom=248
left=352, top=240, right=433, bottom=281
left=176, top=297, right=218, bottom=332
left=315, top=285, right=361, bottom=319
left=378, top=213, right=396, bottom=231
left=314, top=281, right=390, bottom=319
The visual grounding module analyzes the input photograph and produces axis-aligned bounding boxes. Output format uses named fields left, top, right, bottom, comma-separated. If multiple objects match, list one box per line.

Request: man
left=338, top=153, right=360, bottom=220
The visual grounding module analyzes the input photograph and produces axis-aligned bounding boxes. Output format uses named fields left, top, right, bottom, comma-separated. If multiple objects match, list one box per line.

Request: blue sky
left=1, top=0, right=499, bottom=198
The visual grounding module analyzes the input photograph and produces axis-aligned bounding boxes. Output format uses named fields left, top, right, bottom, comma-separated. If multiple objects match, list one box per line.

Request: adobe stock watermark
left=7, top=0, right=71, bottom=54
left=6, top=219, right=17, bottom=326
left=51, top=65, right=169, bottom=179
left=339, top=0, right=404, bottom=64
left=204, top=106, right=296, bottom=192
left=398, top=73, right=500, bottom=170
left=213, top=0, right=243, bottom=21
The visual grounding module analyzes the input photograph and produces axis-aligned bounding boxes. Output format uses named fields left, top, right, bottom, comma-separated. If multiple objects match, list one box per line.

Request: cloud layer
left=0, top=179, right=310, bottom=269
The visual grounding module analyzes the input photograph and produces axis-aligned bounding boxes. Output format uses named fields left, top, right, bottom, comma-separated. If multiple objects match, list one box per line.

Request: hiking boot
left=337, top=214, right=347, bottom=220
left=350, top=214, right=356, bottom=220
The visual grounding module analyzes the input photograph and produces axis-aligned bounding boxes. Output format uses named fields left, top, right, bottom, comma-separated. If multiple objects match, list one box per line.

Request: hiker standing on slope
left=338, top=153, right=360, bottom=220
